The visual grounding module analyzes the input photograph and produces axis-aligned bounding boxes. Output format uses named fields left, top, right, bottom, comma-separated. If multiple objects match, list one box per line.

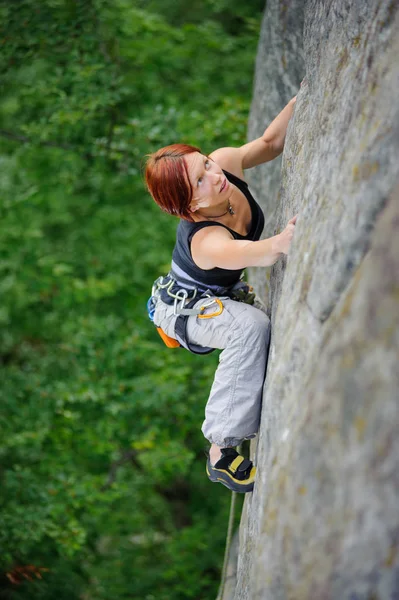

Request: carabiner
left=173, top=288, right=188, bottom=316
left=198, top=298, right=224, bottom=319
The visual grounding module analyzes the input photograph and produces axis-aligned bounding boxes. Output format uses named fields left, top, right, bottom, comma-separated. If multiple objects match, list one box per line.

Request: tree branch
left=100, top=449, right=141, bottom=491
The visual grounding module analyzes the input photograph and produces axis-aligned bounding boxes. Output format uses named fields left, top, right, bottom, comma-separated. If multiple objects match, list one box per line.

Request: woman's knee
left=235, top=306, right=271, bottom=346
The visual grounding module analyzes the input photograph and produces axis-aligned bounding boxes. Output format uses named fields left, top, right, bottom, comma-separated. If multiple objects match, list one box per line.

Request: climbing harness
left=147, top=273, right=255, bottom=355
left=147, top=274, right=222, bottom=354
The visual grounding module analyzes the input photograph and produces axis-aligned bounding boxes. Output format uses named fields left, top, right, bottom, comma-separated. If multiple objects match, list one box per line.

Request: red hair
left=144, top=144, right=201, bottom=221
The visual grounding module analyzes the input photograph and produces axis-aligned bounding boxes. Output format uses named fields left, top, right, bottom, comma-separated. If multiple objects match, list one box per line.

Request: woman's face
left=184, top=152, right=231, bottom=213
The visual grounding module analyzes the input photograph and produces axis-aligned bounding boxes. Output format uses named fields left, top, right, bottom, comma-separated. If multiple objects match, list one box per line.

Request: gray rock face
left=235, top=1, right=399, bottom=599
left=246, top=0, right=305, bottom=309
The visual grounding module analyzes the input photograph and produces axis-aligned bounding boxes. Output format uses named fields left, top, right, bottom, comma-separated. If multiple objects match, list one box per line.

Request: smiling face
left=184, top=152, right=230, bottom=214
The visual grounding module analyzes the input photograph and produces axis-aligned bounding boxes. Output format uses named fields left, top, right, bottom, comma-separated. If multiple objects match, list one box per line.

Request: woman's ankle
left=209, top=443, right=223, bottom=465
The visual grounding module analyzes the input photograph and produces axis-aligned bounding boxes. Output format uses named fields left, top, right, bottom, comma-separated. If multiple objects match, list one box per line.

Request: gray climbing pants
left=153, top=295, right=271, bottom=448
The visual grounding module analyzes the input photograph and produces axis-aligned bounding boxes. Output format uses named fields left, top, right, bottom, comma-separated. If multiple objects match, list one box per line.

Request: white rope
left=215, top=491, right=237, bottom=600
left=215, top=443, right=243, bottom=600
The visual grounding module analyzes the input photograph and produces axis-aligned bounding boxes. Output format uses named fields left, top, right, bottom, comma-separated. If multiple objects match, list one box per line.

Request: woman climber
left=145, top=95, right=298, bottom=493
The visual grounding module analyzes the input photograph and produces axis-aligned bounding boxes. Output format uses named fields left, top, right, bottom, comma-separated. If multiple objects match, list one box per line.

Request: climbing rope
left=215, top=443, right=242, bottom=600
left=215, top=490, right=237, bottom=600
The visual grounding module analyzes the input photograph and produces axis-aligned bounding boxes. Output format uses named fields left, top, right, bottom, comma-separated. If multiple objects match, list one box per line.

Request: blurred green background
left=0, top=1, right=263, bottom=598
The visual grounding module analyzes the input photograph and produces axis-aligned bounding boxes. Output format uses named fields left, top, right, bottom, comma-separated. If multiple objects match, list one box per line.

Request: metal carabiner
left=173, top=288, right=188, bottom=316
left=198, top=297, right=224, bottom=319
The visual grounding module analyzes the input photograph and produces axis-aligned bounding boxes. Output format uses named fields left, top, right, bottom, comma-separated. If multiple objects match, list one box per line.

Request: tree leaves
left=0, top=0, right=260, bottom=597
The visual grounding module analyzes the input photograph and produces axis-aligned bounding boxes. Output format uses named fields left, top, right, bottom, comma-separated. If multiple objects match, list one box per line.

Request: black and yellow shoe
left=206, top=448, right=256, bottom=493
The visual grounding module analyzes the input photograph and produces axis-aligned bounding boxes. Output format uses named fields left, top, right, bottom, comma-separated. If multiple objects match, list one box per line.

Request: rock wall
left=233, top=1, right=399, bottom=599
left=246, top=0, right=305, bottom=307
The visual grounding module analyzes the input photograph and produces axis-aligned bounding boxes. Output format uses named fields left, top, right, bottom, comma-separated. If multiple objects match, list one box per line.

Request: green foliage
left=0, top=0, right=258, bottom=598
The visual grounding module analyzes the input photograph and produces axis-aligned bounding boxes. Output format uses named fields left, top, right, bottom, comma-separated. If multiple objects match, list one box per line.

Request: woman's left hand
left=291, top=76, right=307, bottom=105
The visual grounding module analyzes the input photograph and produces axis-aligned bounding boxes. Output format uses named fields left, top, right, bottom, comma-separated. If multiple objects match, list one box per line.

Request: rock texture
left=233, top=1, right=399, bottom=599
left=246, top=0, right=305, bottom=307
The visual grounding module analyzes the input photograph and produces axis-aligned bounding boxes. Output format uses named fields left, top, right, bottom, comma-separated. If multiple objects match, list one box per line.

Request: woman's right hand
left=276, top=215, right=297, bottom=255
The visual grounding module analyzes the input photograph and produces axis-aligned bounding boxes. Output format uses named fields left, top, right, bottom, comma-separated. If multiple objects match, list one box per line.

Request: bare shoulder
left=191, top=224, right=234, bottom=270
left=208, top=147, right=245, bottom=181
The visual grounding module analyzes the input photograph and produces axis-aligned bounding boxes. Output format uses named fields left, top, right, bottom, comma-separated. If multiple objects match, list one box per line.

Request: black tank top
left=171, top=169, right=265, bottom=290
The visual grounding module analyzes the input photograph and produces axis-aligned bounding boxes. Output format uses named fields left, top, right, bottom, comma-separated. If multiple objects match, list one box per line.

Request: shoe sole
left=206, top=462, right=255, bottom=493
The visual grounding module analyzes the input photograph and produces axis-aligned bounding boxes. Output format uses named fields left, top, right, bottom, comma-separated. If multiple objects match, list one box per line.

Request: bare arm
left=209, top=97, right=296, bottom=173
left=256, top=96, right=297, bottom=156
left=191, top=216, right=297, bottom=270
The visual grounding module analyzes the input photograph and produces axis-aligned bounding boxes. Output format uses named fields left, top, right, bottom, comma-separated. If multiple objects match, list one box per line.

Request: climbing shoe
left=206, top=448, right=256, bottom=493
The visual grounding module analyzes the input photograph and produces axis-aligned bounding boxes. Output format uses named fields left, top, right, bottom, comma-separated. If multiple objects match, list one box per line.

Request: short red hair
left=144, top=144, right=201, bottom=221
